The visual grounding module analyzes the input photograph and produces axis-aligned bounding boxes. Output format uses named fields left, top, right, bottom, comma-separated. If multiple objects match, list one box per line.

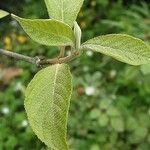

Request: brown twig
left=0, top=48, right=79, bottom=67
left=0, top=49, right=39, bottom=64
left=39, top=51, right=79, bottom=65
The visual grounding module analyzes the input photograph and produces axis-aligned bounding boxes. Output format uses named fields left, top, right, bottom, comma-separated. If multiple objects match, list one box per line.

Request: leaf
left=82, top=34, right=150, bottom=65
left=0, top=9, right=9, bottom=19
left=128, top=126, right=148, bottom=144
left=107, top=106, right=120, bottom=117
left=98, top=113, right=109, bottom=127
left=74, top=21, right=82, bottom=50
left=126, top=116, right=138, bottom=131
left=44, top=0, right=84, bottom=27
left=12, top=14, right=75, bottom=47
left=90, top=109, right=101, bottom=119
left=99, top=100, right=111, bottom=110
left=25, top=64, right=72, bottom=150
left=110, top=117, right=124, bottom=132
left=147, top=134, right=150, bottom=143
left=90, top=144, right=100, bottom=150
left=140, top=64, right=150, bottom=75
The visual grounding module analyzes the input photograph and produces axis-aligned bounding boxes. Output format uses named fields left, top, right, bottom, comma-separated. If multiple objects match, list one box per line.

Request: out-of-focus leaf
left=141, top=64, right=150, bottom=75
left=90, top=144, right=100, bottom=150
left=126, top=117, right=138, bottom=131
left=98, top=113, right=109, bottom=127
left=99, top=100, right=111, bottom=110
left=111, top=117, right=124, bottom=132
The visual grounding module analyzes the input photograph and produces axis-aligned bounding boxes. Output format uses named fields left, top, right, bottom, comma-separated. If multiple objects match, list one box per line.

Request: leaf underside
left=82, top=34, right=150, bottom=65
left=12, top=14, right=75, bottom=47
left=25, top=64, right=72, bottom=150
left=0, top=9, right=9, bottom=19
left=44, top=0, right=84, bottom=27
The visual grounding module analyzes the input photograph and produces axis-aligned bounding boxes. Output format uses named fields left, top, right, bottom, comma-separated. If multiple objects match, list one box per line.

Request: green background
left=0, top=0, right=150, bottom=149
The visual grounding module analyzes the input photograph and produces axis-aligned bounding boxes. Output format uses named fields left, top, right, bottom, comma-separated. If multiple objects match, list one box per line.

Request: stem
left=58, top=46, right=65, bottom=58
left=0, top=49, right=38, bottom=64
left=0, top=48, right=79, bottom=66
left=38, top=51, right=79, bottom=65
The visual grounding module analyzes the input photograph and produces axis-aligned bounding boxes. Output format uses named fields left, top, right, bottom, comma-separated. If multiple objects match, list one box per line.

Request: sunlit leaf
left=107, top=106, right=120, bottom=117
left=25, top=64, right=72, bottom=149
left=128, top=126, right=148, bottom=144
left=12, top=14, right=75, bottom=47
left=90, top=109, right=101, bottom=119
left=82, top=34, right=150, bottom=65
left=44, top=0, right=84, bottom=27
left=0, top=9, right=9, bottom=19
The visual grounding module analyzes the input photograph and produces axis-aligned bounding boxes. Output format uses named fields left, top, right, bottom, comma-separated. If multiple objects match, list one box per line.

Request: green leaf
left=0, top=9, right=9, bottom=19
left=99, top=100, right=111, bottom=110
left=82, top=34, right=150, bottom=65
left=12, top=14, right=75, bottom=47
left=126, top=116, right=138, bottom=131
left=110, top=117, right=124, bottom=132
left=74, top=21, right=82, bottom=50
left=90, top=109, right=101, bottom=119
left=25, top=64, right=72, bottom=150
left=124, top=66, right=139, bottom=81
left=98, top=113, right=109, bottom=127
left=147, top=134, right=150, bottom=143
left=140, top=64, right=150, bottom=75
left=107, top=106, right=120, bottom=117
left=44, top=0, right=84, bottom=27
left=128, top=126, right=148, bottom=144
left=90, top=144, right=100, bottom=150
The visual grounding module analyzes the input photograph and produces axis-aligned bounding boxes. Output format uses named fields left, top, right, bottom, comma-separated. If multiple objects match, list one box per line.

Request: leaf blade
left=44, top=0, right=84, bottom=27
left=25, top=64, right=72, bottom=150
left=82, top=34, right=150, bottom=65
left=12, top=14, right=75, bottom=47
left=0, top=9, right=9, bottom=19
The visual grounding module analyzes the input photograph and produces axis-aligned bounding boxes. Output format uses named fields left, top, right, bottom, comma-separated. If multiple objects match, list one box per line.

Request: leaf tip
left=0, top=9, right=9, bottom=19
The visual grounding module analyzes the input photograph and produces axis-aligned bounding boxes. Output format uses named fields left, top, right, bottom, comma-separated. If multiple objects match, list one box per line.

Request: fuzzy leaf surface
left=12, top=14, right=75, bottom=46
left=44, top=0, right=84, bottom=27
left=25, top=64, right=72, bottom=150
left=82, top=34, right=150, bottom=65
left=0, top=9, right=9, bottom=19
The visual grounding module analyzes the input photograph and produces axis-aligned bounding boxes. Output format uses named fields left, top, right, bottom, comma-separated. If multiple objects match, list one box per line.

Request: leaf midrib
left=83, top=43, right=150, bottom=60
left=52, top=64, right=59, bottom=127
left=40, top=64, right=60, bottom=147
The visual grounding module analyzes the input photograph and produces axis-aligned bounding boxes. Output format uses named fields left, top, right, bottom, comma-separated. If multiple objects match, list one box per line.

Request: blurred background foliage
left=0, top=0, right=150, bottom=150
